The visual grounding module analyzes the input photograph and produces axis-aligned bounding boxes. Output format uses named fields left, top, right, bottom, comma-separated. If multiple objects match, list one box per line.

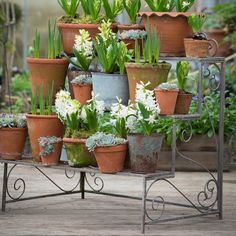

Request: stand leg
left=80, top=172, right=85, bottom=199
left=141, top=177, right=147, bottom=234
left=2, top=163, right=8, bottom=212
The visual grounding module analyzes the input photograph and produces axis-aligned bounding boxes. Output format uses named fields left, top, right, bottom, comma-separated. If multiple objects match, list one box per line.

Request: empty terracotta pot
left=72, top=83, right=92, bottom=105
left=154, top=89, right=179, bottom=115
left=184, top=38, right=218, bottom=58
left=26, top=114, right=64, bottom=162
left=0, top=128, right=27, bottom=160
left=40, top=140, right=62, bottom=166
left=94, top=144, right=128, bottom=173
left=175, top=91, right=193, bottom=114
left=139, top=12, right=193, bottom=56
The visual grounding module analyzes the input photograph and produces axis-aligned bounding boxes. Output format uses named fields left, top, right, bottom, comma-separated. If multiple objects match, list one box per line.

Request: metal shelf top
left=159, top=56, right=225, bottom=63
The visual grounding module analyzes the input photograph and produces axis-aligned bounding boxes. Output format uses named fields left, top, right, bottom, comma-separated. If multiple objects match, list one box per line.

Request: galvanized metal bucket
left=127, top=133, right=164, bottom=173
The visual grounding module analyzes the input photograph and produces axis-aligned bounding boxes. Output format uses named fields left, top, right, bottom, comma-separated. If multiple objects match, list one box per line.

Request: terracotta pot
left=127, top=133, right=163, bottom=173
left=139, top=12, right=193, bottom=56
left=117, top=24, right=145, bottom=33
left=121, top=38, right=143, bottom=55
left=175, top=91, right=193, bottom=114
left=125, top=62, right=171, bottom=103
left=184, top=38, right=218, bottom=58
left=40, top=140, right=62, bottom=166
left=63, top=137, right=96, bottom=167
left=94, top=144, right=127, bottom=173
left=0, top=128, right=27, bottom=160
left=154, top=89, right=179, bottom=115
left=57, top=23, right=118, bottom=55
left=206, top=29, right=230, bottom=57
left=26, top=114, right=64, bottom=162
left=72, top=83, right=92, bottom=105
left=27, top=58, right=69, bottom=101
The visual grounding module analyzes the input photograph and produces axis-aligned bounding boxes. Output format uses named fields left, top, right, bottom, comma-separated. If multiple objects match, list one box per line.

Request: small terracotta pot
left=117, top=24, right=145, bottom=33
left=184, top=38, right=218, bottom=58
left=57, top=23, right=118, bottom=55
left=154, top=89, right=179, bottom=115
left=139, top=12, right=193, bottom=56
left=94, top=144, right=128, bottom=173
left=72, top=83, right=92, bottom=105
left=63, top=137, right=96, bottom=167
left=27, top=58, right=69, bottom=102
left=175, top=91, right=193, bottom=114
left=40, top=140, right=62, bottom=166
left=0, top=128, right=27, bottom=160
left=26, top=114, right=64, bottom=162
left=121, top=38, right=143, bottom=55
left=125, top=62, right=171, bottom=103
left=206, top=29, right=230, bottom=57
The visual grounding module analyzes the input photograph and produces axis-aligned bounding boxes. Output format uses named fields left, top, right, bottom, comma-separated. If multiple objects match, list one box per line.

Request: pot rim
left=71, top=83, right=92, bottom=87
left=63, top=137, right=86, bottom=144
left=26, top=114, right=60, bottom=119
left=57, top=22, right=118, bottom=28
left=94, top=143, right=128, bottom=153
left=127, top=133, right=164, bottom=138
left=205, top=29, right=227, bottom=34
left=184, top=38, right=208, bottom=43
left=125, top=62, right=171, bottom=69
left=155, top=88, right=179, bottom=92
left=27, top=57, right=69, bottom=65
left=91, top=72, right=128, bottom=77
left=138, top=12, right=201, bottom=18
left=0, top=127, right=27, bottom=131
left=117, top=23, right=145, bottom=29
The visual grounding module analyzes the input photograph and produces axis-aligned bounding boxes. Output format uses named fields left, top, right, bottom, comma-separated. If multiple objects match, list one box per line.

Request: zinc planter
left=72, top=83, right=92, bottom=105
left=139, top=12, right=193, bottom=56
left=40, top=140, right=62, bottom=166
left=127, top=133, right=164, bottom=173
left=26, top=114, right=64, bottom=162
left=125, top=62, right=171, bottom=103
left=92, top=72, right=129, bottom=109
left=154, top=89, right=179, bottom=115
left=175, top=91, right=193, bottom=114
left=0, top=128, right=27, bottom=160
left=94, top=144, right=128, bottom=173
left=27, top=58, right=69, bottom=101
left=63, top=138, right=96, bottom=167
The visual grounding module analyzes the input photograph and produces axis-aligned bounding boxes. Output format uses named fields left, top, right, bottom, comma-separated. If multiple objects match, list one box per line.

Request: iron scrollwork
left=85, top=173, right=104, bottom=192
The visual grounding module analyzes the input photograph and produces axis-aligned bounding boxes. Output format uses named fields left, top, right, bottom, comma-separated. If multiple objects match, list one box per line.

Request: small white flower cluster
left=135, top=82, right=160, bottom=124
left=110, top=98, right=137, bottom=131
left=74, top=29, right=93, bottom=59
left=182, top=0, right=191, bottom=8
left=55, top=90, right=80, bottom=122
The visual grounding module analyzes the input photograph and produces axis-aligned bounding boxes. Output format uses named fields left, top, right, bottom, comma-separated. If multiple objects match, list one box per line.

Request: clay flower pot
left=127, top=133, right=164, bottom=173
left=139, top=12, right=193, bottom=56
left=184, top=38, right=218, bottom=58
left=154, top=89, right=179, bottom=115
left=40, top=140, right=62, bottom=166
left=175, top=91, right=193, bottom=114
left=121, top=38, right=143, bottom=54
left=57, top=23, right=118, bottom=55
left=0, top=127, right=27, bottom=160
left=117, top=24, right=145, bottom=33
left=72, top=83, right=92, bottom=105
left=206, top=29, right=230, bottom=57
left=26, top=114, right=64, bottom=162
left=27, top=58, right=69, bottom=101
left=63, top=138, right=96, bottom=167
left=94, top=144, right=128, bottom=173
left=125, top=62, right=171, bottom=103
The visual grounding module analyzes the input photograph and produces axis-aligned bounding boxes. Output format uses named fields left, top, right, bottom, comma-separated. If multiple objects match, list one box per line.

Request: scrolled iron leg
left=141, top=177, right=147, bottom=234
left=2, top=163, right=8, bottom=212
left=80, top=172, right=85, bottom=199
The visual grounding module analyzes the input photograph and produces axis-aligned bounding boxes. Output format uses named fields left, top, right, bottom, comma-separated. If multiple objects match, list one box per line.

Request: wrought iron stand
left=0, top=57, right=225, bottom=234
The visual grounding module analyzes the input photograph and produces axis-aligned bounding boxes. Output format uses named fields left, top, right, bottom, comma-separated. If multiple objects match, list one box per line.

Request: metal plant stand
left=0, top=57, right=225, bottom=234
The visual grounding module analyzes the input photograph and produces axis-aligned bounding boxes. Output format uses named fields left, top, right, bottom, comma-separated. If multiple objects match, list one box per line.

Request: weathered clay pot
left=63, top=138, right=96, bottom=167
left=57, top=23, right=118, bottom=55
left=127, top=133, right=164, bottom=173
left=139, top=12, right=193, bottom=56
left=117, top=24, right=145, bottom=33
left=94, top=144, right=128, bottom=173
left=40, top=140, right=62, bottom=166
left=72, top=83, right=92, bottom=105
left=175, top=91, right=193, bottom=114
left=154, top=89, right=179, bottom=115
left=0, top=128, right=27, bottom=160
left=125, top=62, right=171, bottom=103
left=92, top=72, right=129, bottom=109
left=206, top=29, right=230, bottom=57
left=27, top=58, right=68, bottom=101
left=121, top=38, right=143, bottom=55
left=26, top=114, right=64, bottom=162
left=184, top=38, right=218, bottom=58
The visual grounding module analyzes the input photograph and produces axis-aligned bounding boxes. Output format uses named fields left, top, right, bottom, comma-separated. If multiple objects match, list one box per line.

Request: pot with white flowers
left=38, top=136, right=62, bottom=166
left=127, top=82, right=164, bottom=173
left=55, top=91, right=105, bottom=167
left=86, top=132, right=128, bottom=173
left=92, top=21, right=133, bottom=109
left=0, top=114, right=27, bottom=160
